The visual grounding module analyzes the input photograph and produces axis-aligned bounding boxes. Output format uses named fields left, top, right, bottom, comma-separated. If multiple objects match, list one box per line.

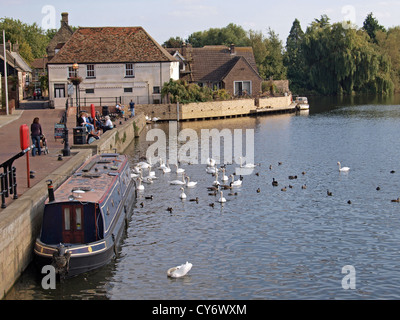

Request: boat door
left=62, top=205, right=84, bottom=244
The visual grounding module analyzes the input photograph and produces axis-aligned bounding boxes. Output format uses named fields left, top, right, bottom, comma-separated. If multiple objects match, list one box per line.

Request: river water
left=5, top=94, right=400, bottom=300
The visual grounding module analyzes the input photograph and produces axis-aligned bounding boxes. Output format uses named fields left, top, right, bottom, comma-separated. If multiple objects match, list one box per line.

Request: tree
left=260, top=28, right=287, bottom=80
left=284, top=19, right=307, bottom=92
left=363, top=13, right=386, bottom=43
left=163, top=37, right=185, bottom=48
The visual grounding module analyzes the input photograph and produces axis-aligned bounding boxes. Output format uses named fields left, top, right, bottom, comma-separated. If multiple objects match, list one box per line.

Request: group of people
left=78, top=111, right=114, bottom=144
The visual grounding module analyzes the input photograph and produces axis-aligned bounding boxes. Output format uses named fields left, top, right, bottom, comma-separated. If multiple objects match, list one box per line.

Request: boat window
left=76, top=207, right=82, bottom=230
left=64, top=208, right=71, bottom=230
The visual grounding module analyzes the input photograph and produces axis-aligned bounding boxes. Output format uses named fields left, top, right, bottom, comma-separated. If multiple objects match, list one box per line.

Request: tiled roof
left=168, top=45, right=260, bottom=83
left=31, top=57, right=49, bottom=69
left=49, top=27, right=176, bottom=64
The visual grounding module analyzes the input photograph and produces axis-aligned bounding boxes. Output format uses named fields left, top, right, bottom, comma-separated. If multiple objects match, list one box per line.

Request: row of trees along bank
left=164, top=13, right=399, bottom=96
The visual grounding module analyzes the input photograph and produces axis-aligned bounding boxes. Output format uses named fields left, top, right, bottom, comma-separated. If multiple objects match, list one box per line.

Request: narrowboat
left=34, top=153, right=137, bottom=278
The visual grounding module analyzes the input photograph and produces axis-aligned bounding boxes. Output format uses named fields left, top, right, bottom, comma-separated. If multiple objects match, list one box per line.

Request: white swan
left=148, top=165, right=156, bottom=177
left=158, top=157, right=167, bottom=170
left=218, top=191, right=227, bottom=203
left=180, top=187, right=187, bottom=199
left=206, top=166, right=218, bottom=174
left=186, top=176, right=198, bottom=188
left=163, top=162, right=171, bottom=174
left=338, top=162, right=350, bottom=172
left=206, top=158, right=216, bottom=167
left=213, top=172, right=220, bottom=186
left=167, top=261, right=193, bottom=278
left=169, top=174, right=186, bottom=185
left=136, top=178, right=145, bottom=191
left=175, top=163, right=185, bottom=174
left=221, top=168, right=229, bottom=182
left=230, top=174, right=242, bottom=187
left=239, top=157, right=257, bottom=169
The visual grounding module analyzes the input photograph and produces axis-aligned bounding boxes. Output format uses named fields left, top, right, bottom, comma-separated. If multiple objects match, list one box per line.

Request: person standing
left=31, top=117, right=42, bottom=156
left=129, top=100, right=135, bottom=117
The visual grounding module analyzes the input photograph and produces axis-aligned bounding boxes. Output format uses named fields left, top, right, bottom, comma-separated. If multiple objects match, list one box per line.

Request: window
left=124, top=88, right=133, bottom=93
left=153, top=86, right=160, bottom=94
left=68, top=67, right=76, bottom=79
left=54, top=84, right=66, bottom=98
left=234, top=81, right=252, bottom=96
left=85, top=89, right=95, bottom=94
left=125, top=63, right=135, bottom=77
left=64, top=208, right=71, bottom=231
left=86, top=65, right=95, bottom=78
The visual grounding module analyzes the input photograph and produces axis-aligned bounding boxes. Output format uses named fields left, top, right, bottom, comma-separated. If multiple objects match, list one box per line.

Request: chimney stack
left=230, top=44, right=236, bottom=55
left=61, top=12, right=69, bottom=26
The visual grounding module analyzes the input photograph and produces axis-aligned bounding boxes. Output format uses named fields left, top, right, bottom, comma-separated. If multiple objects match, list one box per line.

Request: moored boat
left=295, top=97, right=310, bottom=110
left=34, top=153, right=136, bottom=279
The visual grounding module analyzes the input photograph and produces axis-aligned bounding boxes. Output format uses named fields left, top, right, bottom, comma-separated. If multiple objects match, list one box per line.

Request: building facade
left=48, top=27, right=179, bottom=108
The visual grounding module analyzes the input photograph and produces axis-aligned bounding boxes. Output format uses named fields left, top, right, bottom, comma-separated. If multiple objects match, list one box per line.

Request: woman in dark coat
left=31, top=117, right=42, bottom=156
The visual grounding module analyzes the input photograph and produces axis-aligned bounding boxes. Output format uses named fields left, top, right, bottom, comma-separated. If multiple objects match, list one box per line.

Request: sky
left=1, top=0, right=400, bottom=44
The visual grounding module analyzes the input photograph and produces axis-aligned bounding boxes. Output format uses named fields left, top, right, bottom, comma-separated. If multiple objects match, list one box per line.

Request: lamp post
left=62, top=99, right=71, bottom=156
left=72, top=62, right=79, bottom=125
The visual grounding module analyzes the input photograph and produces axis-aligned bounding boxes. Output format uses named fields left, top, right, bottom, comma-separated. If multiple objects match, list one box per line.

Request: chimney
left=230, top=43, right=236, bottom=55
left=61, top=12, right=69, bottom=26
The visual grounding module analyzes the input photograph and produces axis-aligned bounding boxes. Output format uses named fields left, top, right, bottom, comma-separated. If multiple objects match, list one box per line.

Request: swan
left=163, top=162, right=171, bottom=173
left=169, top=174, right=186, bottom=185
left=186, top=176, right=198, bottom=188
left=206, top=158, right=216, bottom=167
left=213, top=172, right=220, bottom=186
left=230, top=174, right=242, bottom=187
left=338, top=162, right=350, bottom=172
left=218, top=191, right=227, bottom=203
left=132, top=165, right=142, bottom=174
left=152, top=117, right=160, bottom=122
left=147, top=165, right=156, bottom=177
left=167, top=261, right=193, bottom=278
left=206, top=166, right=218, bottom=174
left=179, top=187, right=187, bottom=199
left=221, top=168, right=229, bottom=182
left=136, top=178, right=144, bottom=191
left=137, top=160, right=150, bottom=170
left=175, top=164, right=185, bottom=174
left=158, top=157, right=167, bottom=170
left=239, top=157, right=257, bottom=169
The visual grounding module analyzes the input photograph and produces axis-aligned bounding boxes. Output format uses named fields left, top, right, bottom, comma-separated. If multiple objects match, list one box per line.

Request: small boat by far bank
left=34, top=153, right=137, bottom=279
left=295, top=97, right=310, bottom=111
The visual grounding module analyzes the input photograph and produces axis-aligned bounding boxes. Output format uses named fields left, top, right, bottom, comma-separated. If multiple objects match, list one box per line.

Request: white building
left=47, top=27, right=179, bottom=108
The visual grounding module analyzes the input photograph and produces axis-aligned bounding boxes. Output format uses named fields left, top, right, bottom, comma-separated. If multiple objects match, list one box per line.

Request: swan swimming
left=186, top=176, right=198, bottom=188
left=175, top=164, right=185, bottom=174
left=169, top=174, right=186, bottom=185
left=239, top=157, right=257, bottom=169
left=230, top=174, right=242, bottom=187
left=337, top=162, right=350, bottom=172
left=163, top=162, right=171, bottom=173
left=136, top=178, right=145, bottom=191
left=218, top=191, right=227, bottom=203
left=221, top=168, right=229, bottom=182
left=167, top=261, right=193, bottom=278
left=180, top=187, right=187, bottom=199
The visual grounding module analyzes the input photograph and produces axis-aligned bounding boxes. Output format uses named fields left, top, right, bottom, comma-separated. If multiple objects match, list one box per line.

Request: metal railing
left=0, top=145, right=34, bottom=208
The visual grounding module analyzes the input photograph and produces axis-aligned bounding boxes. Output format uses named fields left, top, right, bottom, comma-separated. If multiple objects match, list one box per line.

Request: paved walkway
left=0, top=101, right=77, bottom=210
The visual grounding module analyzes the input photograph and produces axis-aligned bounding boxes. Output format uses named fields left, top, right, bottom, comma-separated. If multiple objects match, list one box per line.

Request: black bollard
left=1, top=173, right=6, bottom=208
left=12, top=167, right=18, bottom=200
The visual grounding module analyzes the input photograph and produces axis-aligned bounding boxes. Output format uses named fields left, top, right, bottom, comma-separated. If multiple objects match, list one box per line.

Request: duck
left=167, top=261, right=193, bottom=278
left=272, top=178, right=278, bottom=187
left=179, top=187, right=187, bottom=199
left=230, top=174, right=242, bottom=187
left=167, top=207, right=173, bottom=213
left=327, top=190, right=333, bottom=196
left=338, top=162, right=350, bottom=172
left=302, top=184, right=307, bottom=190
left=376, top=186, right=381, bottom=191
left=189, top=197, right=199, bottom=203
left=391, top=198, right=400, bottom=203
left=288, top=175, right=297, bottom=180
left=257, top=188, right=261, bottom=193
left=218, top=191, right=227, bottom=203
left=228, top=192, right=238, bottom=196
left=207, top=185, right=219, bottom=191
left=186, top=176, right=198, bottom=188
left=136, top=178, right=145, bottom=191
left=209, top=203, right=215, bottom=208
left=281, top=187, right=287, bottom=192
left=145, top=195, right=153, bottom=200
left=239, top=156, right=257, bottom=169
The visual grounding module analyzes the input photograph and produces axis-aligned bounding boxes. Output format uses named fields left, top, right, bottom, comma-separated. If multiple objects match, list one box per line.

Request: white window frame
left=86, top=65, right=95, bottom=78
left=125, top=63, right=135, bottom=78
left=234, top=81, right=252, bottom=96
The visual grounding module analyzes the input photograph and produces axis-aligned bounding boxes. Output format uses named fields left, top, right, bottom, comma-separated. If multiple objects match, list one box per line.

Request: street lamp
left=62, top=99, right=71, bottom=157
left=72, top=62, right=80, bottom=125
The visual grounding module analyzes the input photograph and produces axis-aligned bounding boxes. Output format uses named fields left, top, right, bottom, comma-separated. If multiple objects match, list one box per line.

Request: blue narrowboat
left=34, top=153, right=136, bottom=278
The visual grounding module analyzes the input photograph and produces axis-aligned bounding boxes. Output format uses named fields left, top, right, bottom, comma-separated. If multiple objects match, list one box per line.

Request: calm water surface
left=6, top=94, right=400, bottom=300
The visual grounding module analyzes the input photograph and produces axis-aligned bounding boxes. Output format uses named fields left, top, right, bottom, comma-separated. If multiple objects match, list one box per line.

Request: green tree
left=163, top=36, right=185, bottom=48
left=363, top=13, right=386, bottom=43
left=260, top=28, right=287, bottom=80
left=284, top=19, right=307, bottom=92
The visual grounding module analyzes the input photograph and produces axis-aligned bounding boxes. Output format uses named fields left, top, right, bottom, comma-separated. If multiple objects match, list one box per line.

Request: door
left=62, top=205, right=84, bottom=244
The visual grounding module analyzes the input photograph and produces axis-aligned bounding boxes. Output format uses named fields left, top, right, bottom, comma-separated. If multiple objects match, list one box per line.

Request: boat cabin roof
left=48, top=153, right=129, bottom=204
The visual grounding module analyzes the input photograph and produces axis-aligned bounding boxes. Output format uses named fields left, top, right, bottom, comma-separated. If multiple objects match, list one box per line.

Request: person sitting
left=116, top=104, right=125, bottom=117
left=103, top=115, right=114, bottom=133
left=87, top=127, right=101, bottom=144
left=77, top=111, right=94, bottom=133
